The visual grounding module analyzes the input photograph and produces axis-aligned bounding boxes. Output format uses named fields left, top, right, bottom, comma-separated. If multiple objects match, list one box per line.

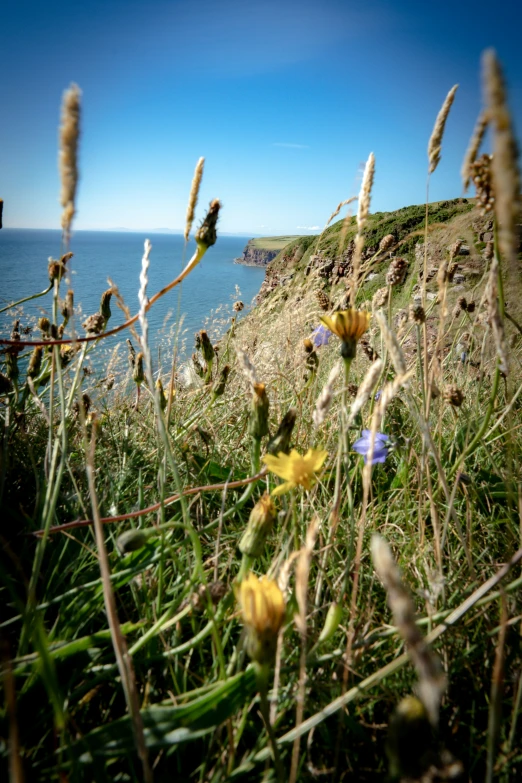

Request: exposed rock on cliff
left=235, top=241, right=279, bottom=267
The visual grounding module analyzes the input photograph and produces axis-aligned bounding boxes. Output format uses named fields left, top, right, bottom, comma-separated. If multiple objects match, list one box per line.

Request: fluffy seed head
left=428, top=84, right=458, bottom=174
left=59, top=84, right=81, bottom=239
left=184, top=157, right=205, bottom=242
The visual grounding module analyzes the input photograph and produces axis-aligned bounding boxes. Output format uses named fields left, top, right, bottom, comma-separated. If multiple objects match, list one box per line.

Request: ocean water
left=0, top=229, right=265, bottom=369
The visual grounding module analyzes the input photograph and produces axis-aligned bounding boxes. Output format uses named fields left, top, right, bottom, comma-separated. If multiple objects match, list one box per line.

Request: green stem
left=0, top=283, right=53, bottom=315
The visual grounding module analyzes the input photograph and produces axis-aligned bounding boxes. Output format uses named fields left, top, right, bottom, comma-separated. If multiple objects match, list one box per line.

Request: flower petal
left=271, top=481, right=295, bottom=496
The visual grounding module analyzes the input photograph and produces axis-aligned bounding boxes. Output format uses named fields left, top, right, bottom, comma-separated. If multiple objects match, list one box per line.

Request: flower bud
left=27, top=346, right=43, bottom=379
left=156, top=378, right=167, bottom=411
left=248, top=382, right=269, bottom=440
left=117, top=528, right=150, bottom=554
left=199, top=330, right=215, bottom=365
left=386, top=696, right=432, bottom=781
left=60, top=345, right=76, bottom=367
left=38, top=317, right=51, bottom=337
left=133, top=352, right=145, bottom=386
left=61, top=289, right=74, bottom=324
left=316, top=602, right=342, bottom=646
left=82, top=313, right=105, bottom=335
left=195, top=198, right=221, bottom=249
left=267, top=407, right=297, bottom=455
left=100, top=289, right=113, bottom=325
left=239, top=494, right=276, bottom=558
left=213, top=364, right=230, bottom=397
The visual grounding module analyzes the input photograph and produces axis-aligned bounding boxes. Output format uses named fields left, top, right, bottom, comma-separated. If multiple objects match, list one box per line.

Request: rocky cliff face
left=235, top=241, right=279, bottom=267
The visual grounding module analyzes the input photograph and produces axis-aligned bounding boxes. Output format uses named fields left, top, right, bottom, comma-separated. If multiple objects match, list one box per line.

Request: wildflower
left=319, top=309, right=370, bottom=360
left=262, top=447, right=328, bottom=496
left=311, top=323, right=332, bottom=347
left=239, top=494, right=277, bottom=558
left=353, top=429, right=390, bottom=465
left=237, top=573, right=285, bottom=664
left=233, top=300, right=244, bottom=312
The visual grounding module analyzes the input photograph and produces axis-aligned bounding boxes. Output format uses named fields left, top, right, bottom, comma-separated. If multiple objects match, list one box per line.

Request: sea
left=0, top=229, right=265, bottom=373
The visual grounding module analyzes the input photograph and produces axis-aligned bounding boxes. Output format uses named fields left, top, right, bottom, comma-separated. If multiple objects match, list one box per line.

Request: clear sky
left=1, top=0, right=521, bottom=235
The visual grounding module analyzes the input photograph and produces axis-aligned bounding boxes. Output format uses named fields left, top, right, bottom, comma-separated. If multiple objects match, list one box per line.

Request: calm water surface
left=0, top=229, right=264, bottom=367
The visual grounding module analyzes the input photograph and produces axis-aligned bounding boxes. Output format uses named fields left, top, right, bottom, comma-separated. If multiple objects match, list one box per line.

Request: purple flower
left=374, top=389, right=382, bottom=402
left=311, top=324, right=333, bottom=347
left=353, top=429, right=390, bottom=465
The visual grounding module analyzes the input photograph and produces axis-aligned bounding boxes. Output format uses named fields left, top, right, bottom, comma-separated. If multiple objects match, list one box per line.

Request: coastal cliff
left=235, top=235, right=300, bottom=267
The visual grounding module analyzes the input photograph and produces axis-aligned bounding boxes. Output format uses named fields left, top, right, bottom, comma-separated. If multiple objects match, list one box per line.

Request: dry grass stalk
left=184, top=157, right=205, bottom=242
left=347, top=358, right=383, bottom=424
left=325, top=196, right=357, bottom=227
left=428, top=85, right=458, bottom=174
left=357, top=152, right=375, bottom=232
left=235, top=347, right=258, bottom=387
left=483, top=50, right=521, bottom=274
left=350, top=153, right=375, bottom=305
left=486, top=255, right=508, bottom=375
left=461, top=110, right=489, bottom=191
left=312, top=360, right=341, bottom=427
left=371, top=534, right=446, bottom=726
left=59, top=83, right=81, bottom=239
left=86, top=425, right=153, bottom=782
left=290, top=517, right=320, bottom=783
left=375, top=309, right=407, bottom=376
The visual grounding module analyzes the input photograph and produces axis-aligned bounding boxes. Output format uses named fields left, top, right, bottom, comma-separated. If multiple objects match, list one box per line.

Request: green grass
left=250, top=235, right=302, bottom=250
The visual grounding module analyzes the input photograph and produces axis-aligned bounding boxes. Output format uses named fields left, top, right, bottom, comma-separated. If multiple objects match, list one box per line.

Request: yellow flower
left=319, top=309, right=371, bottom=359
left=237, top=573, right=285, bottom=663
left=262, top=448, right=328, bottom=496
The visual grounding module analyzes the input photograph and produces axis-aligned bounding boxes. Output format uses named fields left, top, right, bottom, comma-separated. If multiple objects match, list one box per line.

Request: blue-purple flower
left=311, top=324, right=333, bottom=347
left=353, top=429, right=390, bottom=465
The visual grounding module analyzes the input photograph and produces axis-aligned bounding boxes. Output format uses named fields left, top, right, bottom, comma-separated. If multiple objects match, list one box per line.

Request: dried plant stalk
left=486, top=255, right=508, bottom=375
left=371, top=534, right=446, bottom=726
left=325, top=196, right=357, bottom=227
left=313, top=361, right=341, bottom=427
left=347, top=358, right=383, bottom=424
left=350, top=153, right=375, bottom=304
left=375, top=309, right=407, bottom=376
left=428, top=85, right=458, bottom=174
left=290, top=518, right=320, bottom=783
left=461, top=110, right=489, bottom=191
left=184, top=157, right=205, bottom=242
left=59, top=84, right=81, bottom=239
left=483, top=50, right=521, bottom=274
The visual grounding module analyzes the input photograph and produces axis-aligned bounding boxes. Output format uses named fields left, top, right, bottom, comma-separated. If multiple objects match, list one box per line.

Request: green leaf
left=75, top=666, right=257, bottom=761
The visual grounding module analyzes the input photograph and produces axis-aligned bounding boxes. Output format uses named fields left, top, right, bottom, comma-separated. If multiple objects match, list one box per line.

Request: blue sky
left=1, top=0, right=521, bottom=235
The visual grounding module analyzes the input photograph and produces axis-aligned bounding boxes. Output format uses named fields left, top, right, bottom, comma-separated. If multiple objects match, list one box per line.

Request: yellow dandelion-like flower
left=320, top=309, right=371, bottom=360
left=262, top=447, right=328, bottom=496
left=237, top=573, right=285, bottom=663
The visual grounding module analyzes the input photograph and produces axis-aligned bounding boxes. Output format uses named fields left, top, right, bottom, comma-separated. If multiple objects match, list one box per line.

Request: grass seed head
left=428, top=84, right=458, bottom=174
left=59, top=83, right=81, bottom=239
left=184, top=157, right=205, bottom=242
